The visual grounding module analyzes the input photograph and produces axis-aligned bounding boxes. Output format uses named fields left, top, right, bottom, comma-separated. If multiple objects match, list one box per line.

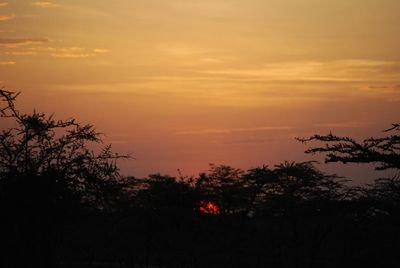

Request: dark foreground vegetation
left=1, top=88, right=399, bottom=268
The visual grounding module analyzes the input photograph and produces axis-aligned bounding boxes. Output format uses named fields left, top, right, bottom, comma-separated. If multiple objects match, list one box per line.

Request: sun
left=199, top=201, right=220, bottom=215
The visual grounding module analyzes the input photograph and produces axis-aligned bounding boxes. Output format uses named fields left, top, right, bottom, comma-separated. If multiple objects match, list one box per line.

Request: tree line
left=1, top=88, right=399, bottom=268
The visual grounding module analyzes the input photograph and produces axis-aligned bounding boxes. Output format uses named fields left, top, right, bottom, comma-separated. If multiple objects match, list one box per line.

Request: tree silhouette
left=2, top=87, right=400, bottom=268
left=0, top=89, right=129, bottom=208
left=196, top=164, right=251, bottom=215
left=297, top=124, right=400, bottom=170
left=0, top=88, right=128, bottom=267
left=296, top=124, right=400, bottom=267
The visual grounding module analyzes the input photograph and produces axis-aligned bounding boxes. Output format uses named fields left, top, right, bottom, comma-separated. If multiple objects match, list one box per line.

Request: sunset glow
left=0, top=1, right=399, bottom=179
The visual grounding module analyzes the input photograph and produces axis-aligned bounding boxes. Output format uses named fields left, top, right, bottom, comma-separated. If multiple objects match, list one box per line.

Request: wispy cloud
left=175, top=126, right=294, bottom=135
left=224, top=138, right=273, bottom=145
left=162, top=44, right=203, bottom=56
left=367, top=84, right=400, bottom=90
left=0, top=37, right=49, bottom=48
left=49, top=47, right=108, bottom=58
left=0, top=13, right=15, bottom=21
left=362, top=84, right=400, bottom=94
left=312, top=122, right=372, bottom=129
left=31, top=1, right=58, bottom=8
left=5, top=51, right=38, bottom=56
left=0, top=61, right=15, bottom=65
left=50, top=53, right=91, bottom=58
left=199, top=58, right=223, bottom=64
left=196, top=60, right=400, bottom=83
left=93, top=48, right=109, bottom=54
left=0, top=43, right=108, bottom=59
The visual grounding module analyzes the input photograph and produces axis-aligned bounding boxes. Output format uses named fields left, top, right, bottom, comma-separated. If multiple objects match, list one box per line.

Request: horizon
left=1, top=1, right=399, bottom=180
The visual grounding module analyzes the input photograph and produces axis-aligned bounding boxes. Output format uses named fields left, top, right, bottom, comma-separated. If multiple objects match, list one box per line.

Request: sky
left=0, top=0, right=399, bottom=180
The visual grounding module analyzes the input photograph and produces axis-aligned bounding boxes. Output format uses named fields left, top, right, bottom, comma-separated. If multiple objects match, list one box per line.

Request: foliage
left=297, top=125, right=400, bottom=170
left=2, top=88, right=400, bottom=267
left=0, top=88, right=128, bottom=211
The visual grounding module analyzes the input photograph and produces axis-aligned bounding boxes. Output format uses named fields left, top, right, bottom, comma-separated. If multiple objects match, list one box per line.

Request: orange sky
left=1, top=1, right=399, bottom=180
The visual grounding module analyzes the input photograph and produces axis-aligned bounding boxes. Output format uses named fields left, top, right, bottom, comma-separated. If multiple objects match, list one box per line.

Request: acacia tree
left=0, top=88, right=129, bottom=210
left=296, top=124, right=400, bottom=208
left=0, top=88, right=128, bottom=267
left=296, top=123, right=400, bottom=266
left=195, top=164, right=251, bottom=215
left=297, top=124, right=400, bottom=170
left=253, top=162, right=347, bottom=268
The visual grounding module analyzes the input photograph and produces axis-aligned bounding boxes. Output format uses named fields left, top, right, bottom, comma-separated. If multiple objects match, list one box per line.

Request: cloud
left=0, top=61, right=16, bottom=65
left=162, top=45, right=202, bottom=56
left=367, top=84, right=400, bottom=90
left=0, top=45, right=108, bottom=59
left=93, top=48, right=109, bottom=54
left=49, top=47, right=109, bottom=58
left=0, top=37, right=49, bottom=48
left=312, top=122, right=372, bottom=129
left=0, top=2, right=8, bottom=8
left=224, top=138, right=273, bottom=145
left=175, top=126, right=294, bottom=135
left=199, top=58, right=223, bottom=64
left=196, top=60, right=400, bottom=83
left=0, top=13, right=15, bottom=21
left=48, top=47, right=93, bottom=58
left=51, top=53, right=93, bottom=58
left=5, top=51, right=38, bottom=56
left=362, top=84, right=400, bottom=94
left=31, top=1, right=58, bottom=8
